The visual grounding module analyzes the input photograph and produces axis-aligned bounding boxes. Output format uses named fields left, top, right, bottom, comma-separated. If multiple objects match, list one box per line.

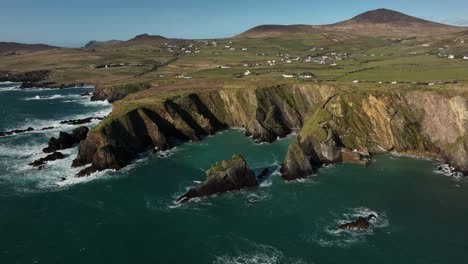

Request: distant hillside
left=0, top=42, right=57, bottom=55
left=238, top=8, right=467, bottom=38
left=127, top=34, right=168, bottom=42
left=322, top=8, right=466, bottom=37
left=84, top=40, right=123, bottom=49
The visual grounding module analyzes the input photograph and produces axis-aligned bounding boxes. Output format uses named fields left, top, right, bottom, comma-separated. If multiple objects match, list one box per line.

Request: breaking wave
left=213, top=240, right=307, bottom=264
left=304, top=207, right=389, bottom=248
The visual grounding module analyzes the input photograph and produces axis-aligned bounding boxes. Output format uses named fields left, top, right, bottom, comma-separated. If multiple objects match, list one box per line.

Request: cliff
left=73, top=84, right=334, bottom=175
left=282, top=89, right=467, bottom=178
left=73, top=84, right=467, bottom=177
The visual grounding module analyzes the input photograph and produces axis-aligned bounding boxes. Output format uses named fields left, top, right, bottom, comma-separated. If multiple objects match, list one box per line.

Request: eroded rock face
left=281, top=143, right=314, bottom=181
left=74, top=86, right=467, bottom=177
left=177, top=155, right=257, bottom=203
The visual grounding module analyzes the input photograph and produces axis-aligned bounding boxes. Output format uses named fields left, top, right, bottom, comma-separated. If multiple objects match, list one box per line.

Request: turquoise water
left=1, top=82, right=468, bottom=263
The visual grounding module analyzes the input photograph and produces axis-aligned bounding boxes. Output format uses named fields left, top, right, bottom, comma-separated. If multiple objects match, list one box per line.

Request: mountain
left=0, top=42, right=57, bottom=55
left=322, top=8, right=465, bottom=37
left=83, top=40, right=123, bottom=49
left=239, top=8, right=467, bottom=38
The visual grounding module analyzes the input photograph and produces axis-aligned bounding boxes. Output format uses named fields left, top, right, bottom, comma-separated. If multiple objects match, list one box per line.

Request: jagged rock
left=76, top=165, right=98, bottom=177
left=281, top=143, right=314, bottom=181
left=29, top=152, right=65, bottom=167
left=43, top=127, right=88, bottom=153
left=75, top=145, right=133, bottom=177
left=177, top=155, right=257, bottom=203
left=43, top=132, right=75, bottom=153
left=338, top=214, right=376, bottom=230
left=80, top=92, right=91, bottom=96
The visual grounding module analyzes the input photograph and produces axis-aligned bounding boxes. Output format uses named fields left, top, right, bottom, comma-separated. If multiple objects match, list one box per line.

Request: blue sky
left=1, top=0, right=468, bottom=47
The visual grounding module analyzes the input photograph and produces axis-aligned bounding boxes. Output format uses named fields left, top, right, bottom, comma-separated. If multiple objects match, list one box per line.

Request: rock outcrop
left=29, top=152, right=65, bottom=168
left=177, top=155, right=257, bottom=203
left=338, top=214, right=376, bottom=230
left=43, top=127, right=89, bottom=153
left=281, top=143, right=314, bottom=181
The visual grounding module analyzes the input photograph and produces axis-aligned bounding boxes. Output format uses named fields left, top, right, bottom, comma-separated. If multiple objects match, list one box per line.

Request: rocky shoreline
left=71, top=85, right=467, bottom=178
left=0, top=70, right=89, bottom=89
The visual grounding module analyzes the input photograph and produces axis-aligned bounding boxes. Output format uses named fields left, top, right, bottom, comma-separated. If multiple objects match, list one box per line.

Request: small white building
left=448, top=55, right=455, bottom=59
left=244, top=70, right=251, bottom=76
left=353, top=80, right=359, bottom=83
left=283, top=73, right=296, bottom=78
left=242, top=48, right=248, bottom=51
left=463, top=56, right=468, bottom=60
left=220, top=66, right=231, bottom=69
left=391, top=81, right=397, bottom=84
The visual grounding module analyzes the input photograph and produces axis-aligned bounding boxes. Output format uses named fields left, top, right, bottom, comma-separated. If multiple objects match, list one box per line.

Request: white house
left=353, top=80, right=359, bottom=83
left=448, top=55, right=455, bottom=59
left=244, top=70, right=251, bottom=76
left=282, top=73, right=296, bottom=78
left=463, top=56, right=468, bottom=60
left=391, top=81, right=397, bottom=84
left=220, top=66, right=231, bottom=69
left=242, top=48, right=248, bottom=51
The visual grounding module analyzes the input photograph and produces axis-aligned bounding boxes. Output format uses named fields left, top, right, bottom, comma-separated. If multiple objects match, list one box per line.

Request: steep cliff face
left=74, top=84, right=335, bottom=176
left=283, top=90, right=467, bottom=178
left=74, top=84, right=467, bottom=177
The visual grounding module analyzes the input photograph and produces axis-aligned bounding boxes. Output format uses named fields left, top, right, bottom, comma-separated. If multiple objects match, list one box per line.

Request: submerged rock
left=338, top=214, right=376, bottom=230
left=29, top=152, right=65, bottom=167
left=177, top=155, right=257, bottom=203
left=281, top=143, right=314, bottom=181
left=0, top=127, right=34, bottom=137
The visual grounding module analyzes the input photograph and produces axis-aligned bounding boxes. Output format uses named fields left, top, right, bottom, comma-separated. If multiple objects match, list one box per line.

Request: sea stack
left=177, top=155, right=257, bottom=203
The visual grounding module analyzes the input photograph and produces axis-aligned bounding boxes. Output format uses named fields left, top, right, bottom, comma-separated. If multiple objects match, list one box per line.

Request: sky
left=1, top=0, right=468, bottom=47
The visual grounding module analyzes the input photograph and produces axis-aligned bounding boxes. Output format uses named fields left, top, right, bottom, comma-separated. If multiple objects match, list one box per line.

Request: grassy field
left=1, top=30, right=467, bottom=96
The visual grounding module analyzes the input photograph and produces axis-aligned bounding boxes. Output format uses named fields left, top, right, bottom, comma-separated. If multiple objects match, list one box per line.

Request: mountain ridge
left=239, top=8, right=467, bottom=38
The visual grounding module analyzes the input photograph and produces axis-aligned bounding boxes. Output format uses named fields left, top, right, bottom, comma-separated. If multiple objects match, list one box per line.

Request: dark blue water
left=1, top=82, right=467, bottom=264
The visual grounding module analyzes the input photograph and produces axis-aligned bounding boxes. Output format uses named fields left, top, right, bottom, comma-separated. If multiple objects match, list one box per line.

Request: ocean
left=1, top=82, right=467, bottom=264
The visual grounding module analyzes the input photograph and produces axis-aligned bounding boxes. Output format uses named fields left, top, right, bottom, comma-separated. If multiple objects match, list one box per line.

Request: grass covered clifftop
left=74, top=81, right=467, bottom=176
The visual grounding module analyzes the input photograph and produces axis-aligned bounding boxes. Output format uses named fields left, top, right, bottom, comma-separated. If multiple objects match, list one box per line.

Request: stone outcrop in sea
left=177, top=155, right=257, bottom=203
left=43, top=126, right=89, bottom=153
